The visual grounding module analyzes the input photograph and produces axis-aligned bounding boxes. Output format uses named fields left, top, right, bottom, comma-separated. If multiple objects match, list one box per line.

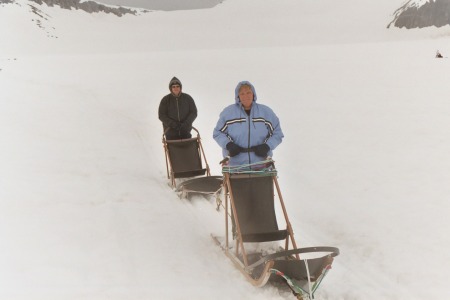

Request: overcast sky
left=95, top=0, right=223, bottom=10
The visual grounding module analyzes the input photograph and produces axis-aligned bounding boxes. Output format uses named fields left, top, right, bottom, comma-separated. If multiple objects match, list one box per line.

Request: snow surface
left=1, top=0, right=450, bottom=299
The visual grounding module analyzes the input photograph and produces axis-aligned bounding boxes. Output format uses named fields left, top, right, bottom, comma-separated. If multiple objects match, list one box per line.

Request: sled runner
left=213, top=160, right=339, bottom=299
left=162, top=127, right=222, bottom=198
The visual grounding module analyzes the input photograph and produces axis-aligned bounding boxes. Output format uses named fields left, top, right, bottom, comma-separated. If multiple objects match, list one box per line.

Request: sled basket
left=177, top=175, right=223, bottom=199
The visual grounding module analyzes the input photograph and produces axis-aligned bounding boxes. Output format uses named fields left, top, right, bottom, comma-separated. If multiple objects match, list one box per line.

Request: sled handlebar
left=162, top=126, right=200, bottom=140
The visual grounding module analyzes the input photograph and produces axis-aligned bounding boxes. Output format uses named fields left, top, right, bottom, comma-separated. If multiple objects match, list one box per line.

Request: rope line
left=222, top=159, right=277, bottom=175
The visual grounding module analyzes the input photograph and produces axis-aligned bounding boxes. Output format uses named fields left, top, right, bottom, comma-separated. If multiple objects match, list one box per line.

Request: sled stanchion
left=225, top=172, right=249, bottom=266
left=162, top=128, right=177, bottom=186
left=163, top=142, right=170, bottom=180
left=224, top=175, right=229, bottom=250
left=163, top=130, right=170, bottom=180
left=273, top=176, right=299, bottom=259
left=193, top=126, right=211, bottom=177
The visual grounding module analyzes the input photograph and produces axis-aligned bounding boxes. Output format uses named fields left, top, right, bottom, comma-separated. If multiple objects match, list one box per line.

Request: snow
left=1, top=0, right=450, bottom=299
left=409, top=0, right=431, bottom=7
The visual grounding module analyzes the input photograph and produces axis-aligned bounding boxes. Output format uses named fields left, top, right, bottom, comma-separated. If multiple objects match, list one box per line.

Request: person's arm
left=158, top=96, right=176, bottom=128
left=213, top=110, right=232, bottom=150
left=183, top=95, right=197, bottom=127
left=265, top=108, right=284, bottom=151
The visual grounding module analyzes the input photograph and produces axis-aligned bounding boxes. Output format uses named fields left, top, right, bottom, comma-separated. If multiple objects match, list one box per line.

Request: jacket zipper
left=247, top=110, right=251, bottom=164
left=175, top=97, right=181, bottom=134
left=176, top=97, right=180, bottom=122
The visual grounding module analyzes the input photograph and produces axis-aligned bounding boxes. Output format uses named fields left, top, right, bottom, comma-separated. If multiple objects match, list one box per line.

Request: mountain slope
left=1, top=0, right=439, bottom=56
left=389, top=0, right=450, bottom=28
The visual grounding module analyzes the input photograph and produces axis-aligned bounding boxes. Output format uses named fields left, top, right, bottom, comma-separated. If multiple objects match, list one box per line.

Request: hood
left=169, top=77, right=182, bottom=90
left=234, top=81, right=257, bottom=104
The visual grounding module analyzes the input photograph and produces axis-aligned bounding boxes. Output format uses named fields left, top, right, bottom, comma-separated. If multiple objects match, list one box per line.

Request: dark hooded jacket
left=158, top=77, right=197, bottom=138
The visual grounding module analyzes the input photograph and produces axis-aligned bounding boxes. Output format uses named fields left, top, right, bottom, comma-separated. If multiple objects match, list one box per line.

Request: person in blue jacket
left=213, top=81, right=284, bottom=166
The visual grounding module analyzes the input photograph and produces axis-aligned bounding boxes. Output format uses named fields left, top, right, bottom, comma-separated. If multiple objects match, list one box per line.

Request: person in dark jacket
left=159, top=77, right=198, bottom=140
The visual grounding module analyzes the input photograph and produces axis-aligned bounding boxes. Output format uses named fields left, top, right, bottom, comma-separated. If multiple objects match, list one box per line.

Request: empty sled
left=162, top=127, right=222, bottom=198
left=214, top=161, right=339, bottom=299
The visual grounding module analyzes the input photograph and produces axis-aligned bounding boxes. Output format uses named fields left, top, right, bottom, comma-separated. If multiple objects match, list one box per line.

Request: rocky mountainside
left=0, top=0, right=143, bottom=39
left=388, top=0, right=450, bottom=29
left=1, top=0, right=140, bottom=16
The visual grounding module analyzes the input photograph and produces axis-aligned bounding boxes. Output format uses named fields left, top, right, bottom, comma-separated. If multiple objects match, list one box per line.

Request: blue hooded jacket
left=213, top=81, right=284, bottom=166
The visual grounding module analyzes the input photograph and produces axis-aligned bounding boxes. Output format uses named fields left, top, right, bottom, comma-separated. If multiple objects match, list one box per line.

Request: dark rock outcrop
left=1, top=0, right=141, bottom=38
left=1, top=0, right=139, bottom=16
left=388, top=0, right=450, bottom=29
left=30, top=0, right=138, bottom=16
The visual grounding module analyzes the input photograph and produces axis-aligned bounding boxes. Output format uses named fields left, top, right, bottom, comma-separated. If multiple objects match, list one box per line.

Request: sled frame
left=218, top=167, right=339, bottom=298
left=162, top=127, right=211, bottom=188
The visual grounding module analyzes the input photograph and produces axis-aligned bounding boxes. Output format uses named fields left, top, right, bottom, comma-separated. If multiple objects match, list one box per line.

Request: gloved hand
left=253, top=144, right=270, bottom=158
left=180, top=122, right=190, bottom=131
left=226, top=142, right=243, bottom=157
left=169, top=121, right=181, bottom=130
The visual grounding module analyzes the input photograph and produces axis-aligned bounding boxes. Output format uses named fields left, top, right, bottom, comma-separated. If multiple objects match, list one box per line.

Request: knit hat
left=169, top=77, right=182, bottom=90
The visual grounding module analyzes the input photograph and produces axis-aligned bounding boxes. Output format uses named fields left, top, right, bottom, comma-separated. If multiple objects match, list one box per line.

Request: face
left=238, top=86, right=254, bottom=110
left=171, top=85, right=181, bottom=96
